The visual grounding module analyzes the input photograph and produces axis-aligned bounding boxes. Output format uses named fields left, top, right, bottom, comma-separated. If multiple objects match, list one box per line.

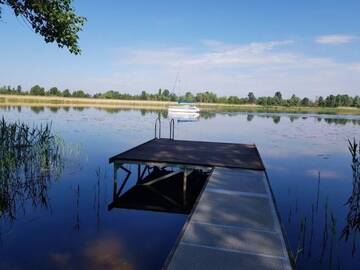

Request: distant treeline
left=1, top=85, right=360, bottom=108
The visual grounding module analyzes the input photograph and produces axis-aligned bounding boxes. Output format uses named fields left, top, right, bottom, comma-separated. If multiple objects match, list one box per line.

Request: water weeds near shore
left=0, top=117, right=63, bottom=221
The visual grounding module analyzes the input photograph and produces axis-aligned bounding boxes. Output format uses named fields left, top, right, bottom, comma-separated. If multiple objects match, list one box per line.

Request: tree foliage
left=1, top=85, right=360, bottom=108
left=29, top=84, right=45, bottom=95
left=0, top=0, right=86, bottom=54
left=248, top=92, right=256, bottom=104
left=47, top=87, right=60, bottom=96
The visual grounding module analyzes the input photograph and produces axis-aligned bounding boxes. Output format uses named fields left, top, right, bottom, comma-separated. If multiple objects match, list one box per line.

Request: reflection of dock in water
left=109, top=138, right=292, bottom=270
left=108, top=165, right=212, bottom=214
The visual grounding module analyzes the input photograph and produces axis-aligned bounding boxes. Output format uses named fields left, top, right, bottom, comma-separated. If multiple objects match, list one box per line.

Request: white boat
left=168, top=104, right=200, bottom=114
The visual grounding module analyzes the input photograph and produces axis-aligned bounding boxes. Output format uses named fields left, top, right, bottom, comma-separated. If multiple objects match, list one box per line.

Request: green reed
left=0, top=117, right=64, bottom=220
left=341, top=138, right=360, bottom=255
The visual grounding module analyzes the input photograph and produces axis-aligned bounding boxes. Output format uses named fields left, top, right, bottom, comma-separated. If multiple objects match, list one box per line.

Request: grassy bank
left=1, top=94, right=360, bottom=115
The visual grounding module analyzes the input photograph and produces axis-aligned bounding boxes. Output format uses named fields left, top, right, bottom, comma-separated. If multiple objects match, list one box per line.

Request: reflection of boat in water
left=168, top=103, right=200, bottom=114
left=168, top=112, right=200, bottom=122
left=168, top=103, right=200, bottom=122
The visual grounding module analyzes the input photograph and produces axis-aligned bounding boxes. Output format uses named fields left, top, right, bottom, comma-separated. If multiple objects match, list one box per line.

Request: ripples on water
left=0, top=105, right=359, bottom=269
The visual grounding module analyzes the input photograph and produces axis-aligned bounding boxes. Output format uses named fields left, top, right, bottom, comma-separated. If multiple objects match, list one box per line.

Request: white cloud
left=118, top=40, right=297, bottom=68
left=87, top=39, right=360, bottom=97
left=315, top=34, right=357, bottom=45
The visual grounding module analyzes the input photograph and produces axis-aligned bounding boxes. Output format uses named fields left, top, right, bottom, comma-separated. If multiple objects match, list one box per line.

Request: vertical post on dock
left=183, top=168, right=187, bottom=205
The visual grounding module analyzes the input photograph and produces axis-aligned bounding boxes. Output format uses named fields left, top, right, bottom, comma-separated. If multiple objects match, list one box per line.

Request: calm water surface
left=0, top=106, right=360, bottom=270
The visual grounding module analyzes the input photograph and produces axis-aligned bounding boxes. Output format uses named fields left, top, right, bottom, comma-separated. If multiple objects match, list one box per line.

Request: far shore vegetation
left=1, top=85, right=360, bottom=115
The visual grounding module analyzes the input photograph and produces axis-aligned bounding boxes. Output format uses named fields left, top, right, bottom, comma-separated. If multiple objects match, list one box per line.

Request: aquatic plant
left=0, top=117, right=64, bottom=221
left=287, top=140, right=360, bottom=268
left=341, top=138, right=360, bottom=255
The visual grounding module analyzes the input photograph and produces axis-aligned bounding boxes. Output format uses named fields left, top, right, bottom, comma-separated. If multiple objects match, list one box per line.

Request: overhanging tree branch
left=0, top=0, right=86, bottom=54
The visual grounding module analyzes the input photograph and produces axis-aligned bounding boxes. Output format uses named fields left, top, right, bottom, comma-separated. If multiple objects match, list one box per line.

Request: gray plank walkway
left=166, top=168, right=292, bottom=270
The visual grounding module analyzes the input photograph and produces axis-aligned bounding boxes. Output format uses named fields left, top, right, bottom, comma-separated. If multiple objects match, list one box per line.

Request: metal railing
left=155, top=117, right=175, bottom=140
left=154, top=117, right=161, bottom=139
left=169, top=118, right=175, bottom=140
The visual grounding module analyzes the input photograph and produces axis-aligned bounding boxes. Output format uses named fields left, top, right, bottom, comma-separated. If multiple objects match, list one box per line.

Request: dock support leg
left=137, top=164, right=141, bottom=184
left=113, top=163, right=119, bottom=200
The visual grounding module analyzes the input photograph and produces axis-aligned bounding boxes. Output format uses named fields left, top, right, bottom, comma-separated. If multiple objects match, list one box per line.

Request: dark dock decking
left=109, top=138, right=292, bottom=269
left=109, top=138, right=264, bottom=170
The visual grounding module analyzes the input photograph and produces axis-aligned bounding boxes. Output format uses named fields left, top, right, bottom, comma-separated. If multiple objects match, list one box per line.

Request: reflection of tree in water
left=254, top=114, right=282, bottom=124
left=30, top=106, right=45, bottom=114
left=0, top=118, right=64, bottom=221
left=272, top=115, right=281, bottom=124
left=341, top=139, right=360, bottom=255
left=246, top=114, right=254, bottom=122
left=287, top=139, right=360, bottom=269
left=20, top=106, right=360, bottom=126
left=324, top=118, right=360, bottom=126
left=72, top=106, right=85, bottom=111
left=289, top=115, right=300, bottom=122
left=49, top=107, right=60, bottom=113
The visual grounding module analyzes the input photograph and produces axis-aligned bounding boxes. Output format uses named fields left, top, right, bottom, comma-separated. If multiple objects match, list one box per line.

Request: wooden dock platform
left=109, top=138, right=292, bottom=269
left=109, top=138, right=264, bottom=170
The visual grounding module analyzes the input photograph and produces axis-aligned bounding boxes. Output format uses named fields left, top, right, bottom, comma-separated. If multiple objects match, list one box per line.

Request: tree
left=48, top=87, right=60, bottom=96
left=301, top=97, right=310, bottom=106
left=288, top=94, right=300, bottom=106
left=30, top=85, right=45, bottom=96
left=195, top=91, right=217, bottom=103
left=184, top=92, right=195, bottom=102
left=140, top=91, right=148, bottom=100
left=316, top=96, right=324, bottom=107
left=102, top=90, right=121, bottom=99
left=16, top=85, right=22, bottom=93
left=169, top=92, right=177, bottom=102
left=247, top=92, right=256, bottom=104
left=0, top=0, right=86, bottom=54
left=228, top=96, right=241, bottom=104
left=72, top=90, right=88, bottom=98
left=353, top=96, right=360, bottom=108
left=162, top=89, right=170, bottom=99
left=62, top=89, right=71, bottom=97
left=325, top=95, right=336, bottom=107
left=274, top=91, right=283, bottom=105
left=256, top=97, right=268, bottom=106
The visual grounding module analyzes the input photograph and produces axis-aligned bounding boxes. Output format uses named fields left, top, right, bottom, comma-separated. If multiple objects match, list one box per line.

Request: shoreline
left=1, top=94, right=360, bottom=115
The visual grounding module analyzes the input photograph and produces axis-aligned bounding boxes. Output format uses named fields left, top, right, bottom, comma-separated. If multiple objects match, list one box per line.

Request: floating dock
left=109, top=138, right=292, bottom=270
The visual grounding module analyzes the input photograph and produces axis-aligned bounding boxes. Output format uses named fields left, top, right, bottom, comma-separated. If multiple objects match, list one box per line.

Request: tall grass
left=0, top=117, right=63, bottom=221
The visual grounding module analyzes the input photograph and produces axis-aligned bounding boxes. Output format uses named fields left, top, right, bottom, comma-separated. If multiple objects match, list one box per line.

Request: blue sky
left=1, top=0, right=360, bottom=97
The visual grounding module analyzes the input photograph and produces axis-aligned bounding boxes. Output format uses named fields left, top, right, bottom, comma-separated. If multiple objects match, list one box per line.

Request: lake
left=0, top=106, right=359, bottom=270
